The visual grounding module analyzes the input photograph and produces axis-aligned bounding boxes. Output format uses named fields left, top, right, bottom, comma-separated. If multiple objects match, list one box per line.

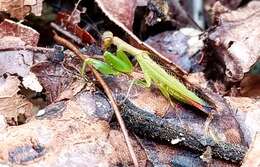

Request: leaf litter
left=0, top=0, right=259, bottom=166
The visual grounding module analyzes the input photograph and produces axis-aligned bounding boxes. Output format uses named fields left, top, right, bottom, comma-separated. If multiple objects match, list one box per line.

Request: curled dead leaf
left=207, top=1, right=260, bottom=82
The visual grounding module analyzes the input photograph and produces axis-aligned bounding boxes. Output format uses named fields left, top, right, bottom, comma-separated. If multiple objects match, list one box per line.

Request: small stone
left=171, top=138, right=183, bottom=145
left=36, top=109, right=46, bottom=117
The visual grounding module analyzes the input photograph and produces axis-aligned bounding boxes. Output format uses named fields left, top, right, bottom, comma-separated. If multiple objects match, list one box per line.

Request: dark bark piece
left=206, top=1, right=260, bottom=82
left=120, top=98, right=247, bottom=163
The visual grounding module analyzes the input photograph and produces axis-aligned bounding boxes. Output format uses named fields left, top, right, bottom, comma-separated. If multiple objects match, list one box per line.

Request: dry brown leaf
left=132, top=89, right=170, bottom=117
left=0, top=91, right=144, bottom=166
left=0, top=75, right=33, bottom=125
left=95, top=0, right=137, bottom=30
left=0, top=19, right=40, bottom=77
left=240, top=74, right=260, bottom=98
left=56, top=78, right=89, bottom=101
left=53, top=11, right=96, bottom=45
left=0, top=19, right=39, bottom=47
left=226, top=97, right=260, bottom=145
left=108, top=130, right=147, bottom=166
left=0, top=0, right=43, bottom=20
left=30, top=61, right=84, bottom=103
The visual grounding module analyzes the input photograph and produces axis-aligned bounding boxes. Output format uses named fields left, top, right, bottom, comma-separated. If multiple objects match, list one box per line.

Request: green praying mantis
left=81, top=31, right=212, bottom=114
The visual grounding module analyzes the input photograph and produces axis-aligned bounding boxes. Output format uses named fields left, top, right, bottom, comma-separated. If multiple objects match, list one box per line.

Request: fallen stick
left=120, top=97, right=247, bottom=163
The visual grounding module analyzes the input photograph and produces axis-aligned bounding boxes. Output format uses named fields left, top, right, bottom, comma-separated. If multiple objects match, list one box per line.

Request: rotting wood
left=120, top=97, right=247, bottom=163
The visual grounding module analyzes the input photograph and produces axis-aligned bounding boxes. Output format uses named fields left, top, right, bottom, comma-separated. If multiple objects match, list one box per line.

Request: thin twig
left=53, top=33, right=139, bottom=167
left=51, top=22, right=84, bottom=45
left=0, top=46, right=54, bottom=53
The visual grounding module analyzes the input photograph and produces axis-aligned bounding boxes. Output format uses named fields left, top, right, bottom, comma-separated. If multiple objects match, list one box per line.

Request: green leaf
left=104, top=51, right=132, bottom=73
left=86, top=58, right=119, bottom=76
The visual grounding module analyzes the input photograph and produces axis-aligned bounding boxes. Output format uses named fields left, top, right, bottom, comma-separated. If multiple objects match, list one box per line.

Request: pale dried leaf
left=0, top=75, right=33, bottom=125
left=205, top=0, right=242, bottom=10
left=0, top=19, right=39, bottom=77
left=22, top=72, right=43, bottom=92
left=0, top=75, right=20, bottom=98
left=0, top=114, right=7, bottom=131
left=0, top=0, right=43, bottom=19
left=242, top=133, right=260, bottom=167
left=0, top=50, right=33, bottom=77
